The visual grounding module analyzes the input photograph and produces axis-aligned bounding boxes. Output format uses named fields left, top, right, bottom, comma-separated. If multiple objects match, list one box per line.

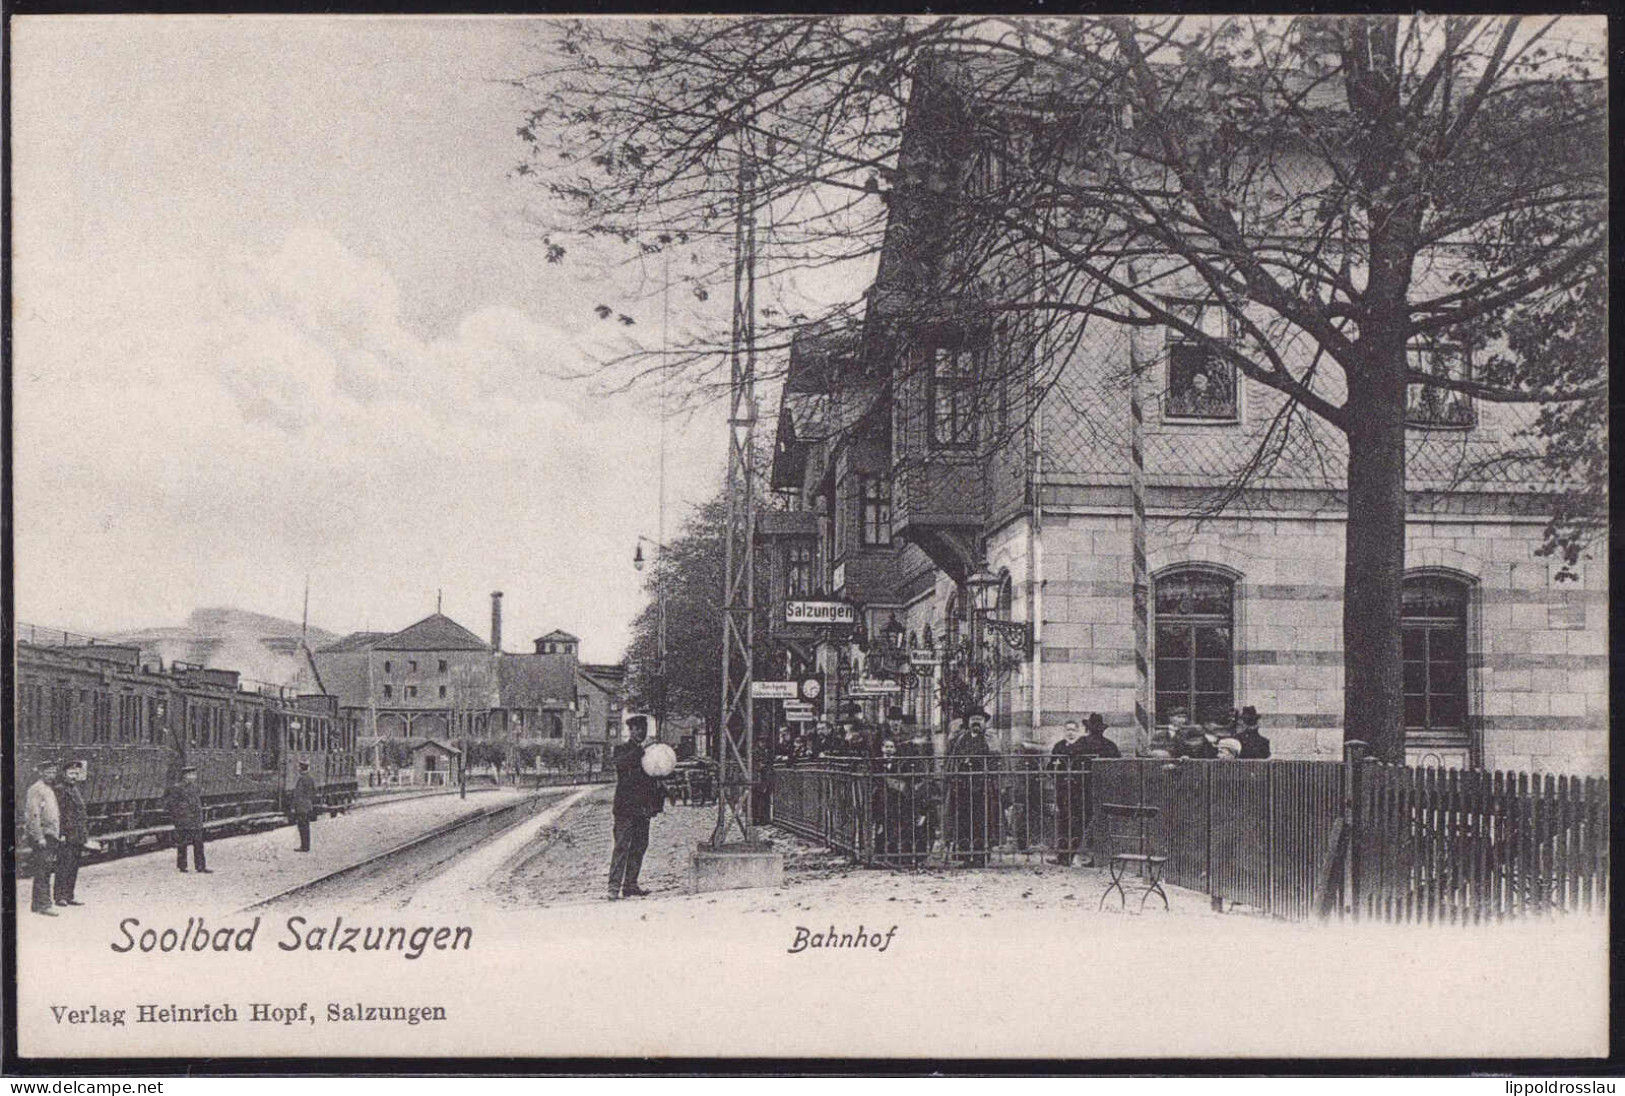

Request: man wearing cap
left=166, top=766, right=211, bottom=873
left=23, top=760, right=62, bottom=915
left=289, top=761, right=318, bottom=852
left=1236, top=707, right=1272, bottom=759
left=607, top=715, right=662, bottom=900
left=54, top=761, right=91, bottom=906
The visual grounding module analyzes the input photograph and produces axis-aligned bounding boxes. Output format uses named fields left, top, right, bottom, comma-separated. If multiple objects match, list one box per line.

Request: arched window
left=1153, top=569, right=1235, bottom=726
left=549, top=714, right=565, bottom=739
left=1402, top=575, right=1470, bottom=746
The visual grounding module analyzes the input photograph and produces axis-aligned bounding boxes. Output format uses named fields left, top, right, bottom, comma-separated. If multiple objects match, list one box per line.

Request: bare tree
left=520, top=15, right=1606, bottom=762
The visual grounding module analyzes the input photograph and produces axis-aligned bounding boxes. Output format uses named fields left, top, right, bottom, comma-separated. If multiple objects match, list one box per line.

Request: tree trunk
left=1342, top=344, right=1409, bottom=764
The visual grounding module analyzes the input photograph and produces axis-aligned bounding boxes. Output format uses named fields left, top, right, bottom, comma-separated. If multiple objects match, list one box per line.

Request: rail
left=241, top=791, right=560, bottom=910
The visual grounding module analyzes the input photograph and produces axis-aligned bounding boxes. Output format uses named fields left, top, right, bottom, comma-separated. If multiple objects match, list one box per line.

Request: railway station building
left=759, top=61, right=1607, bottom=777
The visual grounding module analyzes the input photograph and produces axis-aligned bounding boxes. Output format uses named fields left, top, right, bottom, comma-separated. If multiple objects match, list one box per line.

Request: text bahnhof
left=110, top=915, right=472, bottom=960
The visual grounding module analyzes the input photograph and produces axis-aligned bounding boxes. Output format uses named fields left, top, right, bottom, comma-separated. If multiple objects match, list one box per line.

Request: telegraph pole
left=712, top=119, right=759, bottom=847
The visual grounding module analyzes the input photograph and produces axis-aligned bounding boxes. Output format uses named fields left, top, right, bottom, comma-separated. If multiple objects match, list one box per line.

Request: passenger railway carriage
left=13, top=642, right=359, bottom=858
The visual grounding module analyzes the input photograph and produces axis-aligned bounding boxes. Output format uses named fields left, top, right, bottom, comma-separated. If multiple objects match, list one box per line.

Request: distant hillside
left=110, top=607, right=341, bottom=687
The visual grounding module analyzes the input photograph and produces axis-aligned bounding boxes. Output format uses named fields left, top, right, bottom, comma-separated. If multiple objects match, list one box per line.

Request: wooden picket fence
left=1089, top=758, right=1609, bottom=923
left=1350, top=766, right=1609, bottom=924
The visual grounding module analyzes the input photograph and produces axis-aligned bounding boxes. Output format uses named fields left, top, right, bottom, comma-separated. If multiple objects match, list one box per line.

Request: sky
left=10, top=16, right=764, bottom=663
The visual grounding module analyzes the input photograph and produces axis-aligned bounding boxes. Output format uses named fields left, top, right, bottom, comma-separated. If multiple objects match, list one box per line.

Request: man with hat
left=944, top=709, right=998, bottom=867
left=54, top=760, right=92, bottom=906
left=23, top=760, right=62, bottom=915
left=1236, top=706, right=1272, bottom=759
left=607, top=715, right=663, bottom=900
left=166, top=766, right=211, bottom=873
left=289, top=760, right=318, bottom=852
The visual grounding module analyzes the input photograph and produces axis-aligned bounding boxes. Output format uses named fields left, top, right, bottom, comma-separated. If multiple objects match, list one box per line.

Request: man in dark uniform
left=290, top=760, right=318, bottom=852
left=54, top=760, right=91, bottom=906
left=944, top=710, right=999, bottom=867
left=1236, top=706, right=1272, bottom=759
left=607, top=715, right=663, bottom=900
left=167, top=766, right=211, bottom=873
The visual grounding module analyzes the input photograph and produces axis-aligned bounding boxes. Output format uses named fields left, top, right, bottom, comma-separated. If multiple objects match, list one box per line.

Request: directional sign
left=908, top=650, right=942, bottom=667
left=849, top=678, right=902, bottom=696
left=783, top=705, right=814, bottom=718
left=786, top=600, right=856, bottom=626
left=785, top=712, right=816, bottom=723
left=751, top=681, right=798, bottom=699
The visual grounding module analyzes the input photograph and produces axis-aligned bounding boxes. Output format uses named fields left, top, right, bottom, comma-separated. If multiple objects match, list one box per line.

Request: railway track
left=240, top=789, right=570, bottom=911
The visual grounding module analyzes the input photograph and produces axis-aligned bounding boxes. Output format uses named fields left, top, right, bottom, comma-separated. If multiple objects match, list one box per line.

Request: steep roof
left=577, top=665, right=624, bottom=697
left=317, top=631, right=390, bottom=654
left=499, top=652, right=577, bottom=709
left=374, top=613, right=488, bottom=652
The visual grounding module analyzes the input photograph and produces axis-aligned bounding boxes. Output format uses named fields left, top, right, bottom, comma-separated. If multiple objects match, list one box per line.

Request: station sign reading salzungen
left=785, top=600, right=856, bottom=626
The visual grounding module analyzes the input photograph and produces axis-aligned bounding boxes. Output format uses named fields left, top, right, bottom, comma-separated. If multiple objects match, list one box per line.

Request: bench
left=1097, top=803, right=1169, bottom=912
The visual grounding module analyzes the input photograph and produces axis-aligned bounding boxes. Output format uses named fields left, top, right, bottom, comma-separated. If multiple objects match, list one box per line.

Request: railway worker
left=290, top=761, right=318, bottom=853
left=607, top=715, right=662, bottom=901
left=167, top=766, right=211, bottom=873
left=53, top=760, right=91, bottom=907
left=23, top=760, right=62, bottom=916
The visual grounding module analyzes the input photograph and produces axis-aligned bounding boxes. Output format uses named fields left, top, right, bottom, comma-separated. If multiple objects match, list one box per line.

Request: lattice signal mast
left=713, top=121, right=758, bottom=846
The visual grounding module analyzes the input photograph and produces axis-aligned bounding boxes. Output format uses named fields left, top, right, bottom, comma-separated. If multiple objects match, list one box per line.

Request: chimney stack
left=490, top=591, right=504, bottom=653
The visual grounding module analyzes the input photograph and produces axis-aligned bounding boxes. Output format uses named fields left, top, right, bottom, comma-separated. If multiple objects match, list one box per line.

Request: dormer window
left=1164, top=303, right=1238, bottom=422
left=1405, top=342, right=1475, bottom=429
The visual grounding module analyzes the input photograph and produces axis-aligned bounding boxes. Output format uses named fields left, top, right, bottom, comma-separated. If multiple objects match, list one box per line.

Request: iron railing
left=769, top=754, right=1610, bottom=923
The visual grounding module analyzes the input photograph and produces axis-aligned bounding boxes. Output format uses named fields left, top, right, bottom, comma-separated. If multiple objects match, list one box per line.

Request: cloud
left=209, top=225, right=583, bottom=436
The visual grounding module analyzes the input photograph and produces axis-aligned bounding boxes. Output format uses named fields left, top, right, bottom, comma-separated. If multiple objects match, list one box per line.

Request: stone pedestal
left=689, top=841, right=784, bottom=894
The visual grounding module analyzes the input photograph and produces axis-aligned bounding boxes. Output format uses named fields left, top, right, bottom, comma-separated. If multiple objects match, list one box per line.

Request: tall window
left=1165, top=303, right=1238, bottom=421
left=383, top=684, right=393, bottom=699
left=928, top=344, right=979, bottom=449
left=787, top=542, right=815, bottom=597
left=1154, top=570, right=1235, bottom=725
left=1405, top=342, right=1475, bottom=428
left=1402, top=576, right=1470, bottom=744
left=860, top=476, right=892, bottom=547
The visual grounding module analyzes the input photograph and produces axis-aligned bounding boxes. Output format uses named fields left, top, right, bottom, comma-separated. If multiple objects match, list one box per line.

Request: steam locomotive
left=13, top=641, right=359, bottom=859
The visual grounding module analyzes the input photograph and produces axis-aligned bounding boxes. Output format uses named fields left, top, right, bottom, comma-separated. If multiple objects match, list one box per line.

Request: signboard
left=784, top=712, right=816, bottom=723
left=751, top=681, right=798, bottom=699
left=785, top=600, right=856, bottom=626
left=848, top=678, right=902, bottom=696
left=908, top=650, right=942, bottom=667
left=783, top=704, right=814, bottom=719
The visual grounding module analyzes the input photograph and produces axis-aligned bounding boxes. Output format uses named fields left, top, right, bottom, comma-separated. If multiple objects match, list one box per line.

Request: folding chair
left=1097, top=803, right=1169, bottom=912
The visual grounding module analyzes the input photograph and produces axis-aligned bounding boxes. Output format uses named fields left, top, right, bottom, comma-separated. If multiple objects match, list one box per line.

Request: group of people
left=22, top=759, right=93, bottom=915
left=22, top=757, right=326, bottom=913
left=773, top=706, right=930, bottom=767
left=1144, top=705, right=1272, bottom=760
